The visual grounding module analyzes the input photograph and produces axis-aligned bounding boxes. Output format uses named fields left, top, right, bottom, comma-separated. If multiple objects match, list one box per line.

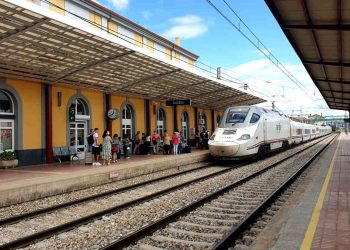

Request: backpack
left=88, top=134, right=94, bottom=145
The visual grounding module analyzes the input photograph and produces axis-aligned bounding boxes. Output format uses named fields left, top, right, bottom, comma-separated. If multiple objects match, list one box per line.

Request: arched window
left=122, top=104, right=134, bottom=138
left=0, top=91, right=14, bottom=114
left=181, top=111, right=190, bottom=141
left=156, top=108, right=166, bottom=139
left=0, top=90, right=15, bottom=152
left=69, top=98, right=89, bottom=116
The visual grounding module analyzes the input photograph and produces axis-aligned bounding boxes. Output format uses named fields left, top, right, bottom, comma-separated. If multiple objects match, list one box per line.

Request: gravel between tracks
left=19, top=136, right=332, bottom=250
left=0, top=162, right=212, bottom=219
left=131, top=135, right=335, bottom=249
left=0, top=165, right=226, bottom=245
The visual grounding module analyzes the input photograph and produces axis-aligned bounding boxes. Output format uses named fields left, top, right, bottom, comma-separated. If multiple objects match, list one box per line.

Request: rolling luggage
left=184, top=145, right=191, bottom=153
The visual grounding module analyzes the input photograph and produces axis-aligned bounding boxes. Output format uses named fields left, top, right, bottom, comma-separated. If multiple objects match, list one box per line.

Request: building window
left=201, top=112, right=207, bottom=130
left=146, top=40, right=154, bottom=52
left=156, top=108, right=166, bottom=139
left=122, top=104, right=134, bottom=138
left=181, top=111, right=190, bottom=141
left=0, top=90, right=13, bottom=114
left=0, top=120, right=14, bottom=152
left=134, top=33, right=143, bottom=47
left=48, top=0, right=65, bottom=15
left=90, top=12, right=102, bottom=29
left=69, top=98, right=88, bottom=116
left=0, top=90, right=15, bottom=152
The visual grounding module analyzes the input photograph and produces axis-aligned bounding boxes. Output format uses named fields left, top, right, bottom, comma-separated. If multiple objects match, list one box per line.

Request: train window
left=297, top=129, right=302, bottom=135
left=250, top=113, right=260, bottom=123
left=305, top=129, right=310, bottom=134
left=225, top=108, right=249, bottom=124
left=312, top=129, right=316, bottom=133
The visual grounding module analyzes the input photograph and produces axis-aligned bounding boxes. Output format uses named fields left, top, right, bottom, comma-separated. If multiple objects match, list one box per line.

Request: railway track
left=0, top=162, right=216, bottom=225
left=0, top=134, right=334, bottom=249
left=101, top=134, right=337, bottom=249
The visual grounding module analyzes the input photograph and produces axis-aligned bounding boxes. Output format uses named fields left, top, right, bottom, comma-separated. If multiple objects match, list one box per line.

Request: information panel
left=166, top=99, right=192, bottom=106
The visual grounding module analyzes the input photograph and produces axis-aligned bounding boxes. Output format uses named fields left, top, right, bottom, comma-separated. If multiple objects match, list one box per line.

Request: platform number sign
left=69, top=106, right=75, bottom=122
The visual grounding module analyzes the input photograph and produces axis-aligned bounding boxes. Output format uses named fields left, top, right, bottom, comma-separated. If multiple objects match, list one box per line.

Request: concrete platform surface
left=0, top=150, right=209, bottom=206
left=261, top=133, right=350, bottom=250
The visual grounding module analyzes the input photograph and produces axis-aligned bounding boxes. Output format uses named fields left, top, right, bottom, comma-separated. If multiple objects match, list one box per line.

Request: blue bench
left=53, top=146, right=79, bottom=163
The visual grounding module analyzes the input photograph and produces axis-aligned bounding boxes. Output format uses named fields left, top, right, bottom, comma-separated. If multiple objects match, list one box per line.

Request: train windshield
left=225, top=108, right=250, bottom=124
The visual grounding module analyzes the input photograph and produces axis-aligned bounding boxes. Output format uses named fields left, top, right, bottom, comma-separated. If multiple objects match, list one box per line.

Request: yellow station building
left=0, top=0, right=264, bottom=166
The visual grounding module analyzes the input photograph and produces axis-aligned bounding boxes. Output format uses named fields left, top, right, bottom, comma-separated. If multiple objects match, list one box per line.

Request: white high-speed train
left=209, top=106, right=332, bottom=159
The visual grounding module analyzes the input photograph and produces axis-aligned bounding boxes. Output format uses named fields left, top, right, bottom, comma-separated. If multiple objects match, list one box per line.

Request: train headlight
left=238, top=134, right=250, bottom=140
left=210, top=134, right=216, bottom=140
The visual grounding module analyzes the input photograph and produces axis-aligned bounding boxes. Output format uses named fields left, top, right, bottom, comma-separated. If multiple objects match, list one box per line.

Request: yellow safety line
left=300, top=137, right=340, bottom=250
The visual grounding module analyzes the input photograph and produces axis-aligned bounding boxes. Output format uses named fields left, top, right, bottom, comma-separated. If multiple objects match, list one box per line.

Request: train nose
left=209, top=142, right=240, bottom=157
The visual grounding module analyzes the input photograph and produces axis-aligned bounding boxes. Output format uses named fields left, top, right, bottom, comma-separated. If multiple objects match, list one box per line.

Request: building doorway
left=181, top=111, right=190, bottom=142
left=156, top=108, right=166, bottom=139
left=68, top=98, right=90, bottom=158
left=69, top=122, right=87, bottom=159
left=122, top=104, right=134, bottom=139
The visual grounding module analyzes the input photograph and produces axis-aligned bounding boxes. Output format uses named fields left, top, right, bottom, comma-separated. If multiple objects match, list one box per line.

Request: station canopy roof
left=0, top=0, right=265, bottom=110
left=266, top=0, right=350, bottom=111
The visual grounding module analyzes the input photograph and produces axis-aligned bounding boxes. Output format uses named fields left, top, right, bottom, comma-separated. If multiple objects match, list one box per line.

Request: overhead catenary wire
left=205, top=0, right=324, bottom=108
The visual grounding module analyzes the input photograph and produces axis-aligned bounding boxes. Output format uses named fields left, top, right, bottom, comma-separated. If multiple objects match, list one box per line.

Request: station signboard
left=166, top=99, right=192, bottom=106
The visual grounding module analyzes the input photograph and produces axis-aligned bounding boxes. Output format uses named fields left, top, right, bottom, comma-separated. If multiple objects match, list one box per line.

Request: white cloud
left=162, top=15, right=208, bottom=40
left=225, top=59, right=346, bottom=116
left=141, top=10, right=152, bottom=20
left=108, top=0, right=129, bottom=11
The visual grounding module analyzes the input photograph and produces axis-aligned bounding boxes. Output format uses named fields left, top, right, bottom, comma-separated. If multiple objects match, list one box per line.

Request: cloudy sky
left=95, top=0, right=348, bottom=117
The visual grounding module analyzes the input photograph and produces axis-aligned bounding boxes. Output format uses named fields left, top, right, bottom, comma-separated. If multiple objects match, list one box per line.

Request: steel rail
left=0, top=162, right=216, bottom=227
left=213, top=133, right=338, bottom=249
left=101, top=134, right=335, bottom=250
left=0, top=162, right=242, bottom=249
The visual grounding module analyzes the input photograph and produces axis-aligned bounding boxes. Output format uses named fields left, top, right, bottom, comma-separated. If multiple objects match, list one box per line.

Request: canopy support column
left=45, top=84, right=53, bottom=164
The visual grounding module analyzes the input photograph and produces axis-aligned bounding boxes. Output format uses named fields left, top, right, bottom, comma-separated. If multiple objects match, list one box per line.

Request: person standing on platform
left=111, top=133, right=119, bottom=163
left=195, top=131, right=200, bottom=149
left=92, top=128, right=101, bottom=166
left=102, top=130, right=113, bottom=165
left=123, top=135, right=131, bottom=159
left=152, top=130, right=160, bottom=154
left=117, top=136, right=122, bottom=160
left=145, top=133, right=151, bottom=155
left=204, top=130, right=209, bottom=149
left=172, top=130, right=179, bottom=155
left=133, top=131, right=141, bottom=154
left=163, top=130, right=171, bottom=155
left=87, top=129, right=94, bottom=152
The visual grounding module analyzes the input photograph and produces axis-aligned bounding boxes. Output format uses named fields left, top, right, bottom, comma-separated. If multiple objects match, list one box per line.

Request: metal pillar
left=194, top=107, right=198, bottom=134
left=105, top=93, right=112, bottom=134
left=173, top=106, right=178, bottom=132
left=45, top=84, right=53, bottom=164
left=145, top=99, right=151, bottom=135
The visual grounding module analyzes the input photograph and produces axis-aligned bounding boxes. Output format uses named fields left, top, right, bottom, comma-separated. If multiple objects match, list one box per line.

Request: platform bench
left=53, top=146, right=79, bottom=163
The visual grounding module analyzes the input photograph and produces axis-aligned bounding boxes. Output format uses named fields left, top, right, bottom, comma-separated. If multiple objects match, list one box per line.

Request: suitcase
left=184, top=146, right=191, bottom=153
